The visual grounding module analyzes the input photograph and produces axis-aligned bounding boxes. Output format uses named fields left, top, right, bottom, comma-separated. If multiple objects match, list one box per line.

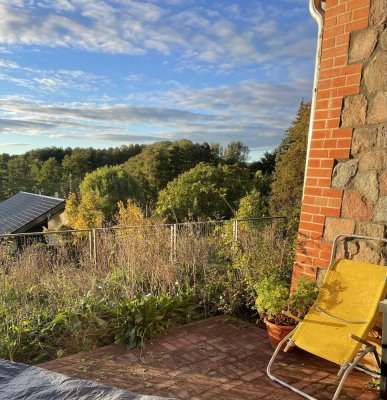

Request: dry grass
left=0, top=218, right=294, bottom=363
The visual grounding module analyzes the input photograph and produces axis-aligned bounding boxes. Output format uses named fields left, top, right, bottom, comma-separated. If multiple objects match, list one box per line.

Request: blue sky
left=0, top=0, right=317, bottom=160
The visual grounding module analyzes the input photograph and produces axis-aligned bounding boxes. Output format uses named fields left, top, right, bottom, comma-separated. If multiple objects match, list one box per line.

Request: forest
left=0, top=101, right=310, bottom=226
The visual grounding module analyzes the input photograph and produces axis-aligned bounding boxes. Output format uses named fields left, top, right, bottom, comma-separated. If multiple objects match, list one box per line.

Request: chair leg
left=332, top=347, right=372, bottom=400
left=266, top=328, right=318, bottom=400
left=267, top=332, right=374, bottom=400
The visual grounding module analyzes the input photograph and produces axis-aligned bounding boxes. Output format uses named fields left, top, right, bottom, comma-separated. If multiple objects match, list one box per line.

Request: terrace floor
left=40, top=316, right=378, bottom=400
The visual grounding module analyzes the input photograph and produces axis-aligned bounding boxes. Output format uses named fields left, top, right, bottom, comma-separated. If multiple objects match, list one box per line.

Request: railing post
left=170, top=224, right=177, bottom=262
left=232, top=219, right=238, bottom=241
left=379, top=300, right=387, bottom=398
left=92, top=228, right=97, bottom=266
left=88, top=230, right=93, bottom=262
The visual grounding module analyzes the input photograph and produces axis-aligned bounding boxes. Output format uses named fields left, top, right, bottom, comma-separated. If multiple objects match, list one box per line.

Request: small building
left=0, top=192, right=66, bottom=235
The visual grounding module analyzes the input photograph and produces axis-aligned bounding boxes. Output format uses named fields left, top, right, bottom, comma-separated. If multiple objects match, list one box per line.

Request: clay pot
left=264, top=317, right=295, bottom=350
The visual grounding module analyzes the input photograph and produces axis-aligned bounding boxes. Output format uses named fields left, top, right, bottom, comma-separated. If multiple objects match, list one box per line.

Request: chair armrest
left=315, top=306, right=367, bottom=324
left=282, top=311, right=302, bottom=323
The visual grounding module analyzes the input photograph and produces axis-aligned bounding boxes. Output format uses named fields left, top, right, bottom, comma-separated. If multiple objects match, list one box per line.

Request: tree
left=66, top=192, right=105, bottom=229
left=6, top=156, right=37, bottom=196
left=269, top=101, right=311, bottom=216
left=222, top=141, right=249, bottom=165
left=115, top=199, right=151, bottom=226
left=249, top=151, right=277, bottom=176
left=125, top=140, right=218, bottom=201
left=237, top=189, right=267, bottom=219
left=79, top=165, right=144, bottom=222
left=37, top=157, right=62, bottom=196
left=155, top=163, right=251, bottom=221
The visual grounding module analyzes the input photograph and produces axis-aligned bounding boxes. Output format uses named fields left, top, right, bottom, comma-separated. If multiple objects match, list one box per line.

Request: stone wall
left=292, top=0, right=387, bottom=288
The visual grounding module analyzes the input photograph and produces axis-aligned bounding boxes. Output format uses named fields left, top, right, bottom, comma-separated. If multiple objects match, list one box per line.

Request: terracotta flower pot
left=264, top=317, right=295, bottom=350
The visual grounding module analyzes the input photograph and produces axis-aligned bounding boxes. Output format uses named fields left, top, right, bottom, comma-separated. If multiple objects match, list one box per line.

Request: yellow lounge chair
left=267, top=235, right=387, bottom=400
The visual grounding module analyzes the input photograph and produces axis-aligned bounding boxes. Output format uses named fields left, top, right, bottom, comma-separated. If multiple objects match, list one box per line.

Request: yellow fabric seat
left=292, top=259, right=387, bottom=366
left=267, top=257, right=387, bottom=400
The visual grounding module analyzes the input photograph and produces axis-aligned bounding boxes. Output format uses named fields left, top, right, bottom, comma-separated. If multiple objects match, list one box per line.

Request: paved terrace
left=40, top=316, right=378, bottom=400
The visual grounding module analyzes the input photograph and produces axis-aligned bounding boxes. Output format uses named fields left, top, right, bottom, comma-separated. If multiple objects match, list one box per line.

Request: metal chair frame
left=266, top=234, right=387, bottom=400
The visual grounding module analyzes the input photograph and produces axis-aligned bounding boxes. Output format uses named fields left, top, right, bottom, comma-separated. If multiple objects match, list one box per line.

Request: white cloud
left=0, top=58, right=19, bottom=69
left=0, top=77, right=309, bottom=148
left=0, top=1, right=314, bottom=72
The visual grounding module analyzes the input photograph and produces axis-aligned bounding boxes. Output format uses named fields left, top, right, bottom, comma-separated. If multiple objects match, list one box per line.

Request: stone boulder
left=331, top=159, right=358, bottom=188
left=364, top=52, right=387, bottom=93
left=341, top=95, right=367, bottom=127
left=368, top=92, right=387, bottom=124
left=349, top=28, right=378, bottom=63
left=353, top=170, right=379, bottom=203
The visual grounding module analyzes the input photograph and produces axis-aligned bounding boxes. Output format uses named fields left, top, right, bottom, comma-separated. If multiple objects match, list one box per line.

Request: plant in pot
left=255, top=276, right=318, bottom=349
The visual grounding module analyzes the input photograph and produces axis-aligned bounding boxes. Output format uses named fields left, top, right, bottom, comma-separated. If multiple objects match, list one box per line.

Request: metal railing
left=0, top=217, right=290, bottom=268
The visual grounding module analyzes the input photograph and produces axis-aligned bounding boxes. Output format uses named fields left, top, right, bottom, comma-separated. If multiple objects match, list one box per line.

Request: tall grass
left=0, top=218, right=295, bottom=364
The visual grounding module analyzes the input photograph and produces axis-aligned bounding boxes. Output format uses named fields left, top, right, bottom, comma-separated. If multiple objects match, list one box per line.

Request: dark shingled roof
left=0, top=192, right=65, bottom=235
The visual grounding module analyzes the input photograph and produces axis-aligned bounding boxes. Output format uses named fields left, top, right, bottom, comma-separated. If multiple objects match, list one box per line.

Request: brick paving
left=39, top=316, right=378, bottom=399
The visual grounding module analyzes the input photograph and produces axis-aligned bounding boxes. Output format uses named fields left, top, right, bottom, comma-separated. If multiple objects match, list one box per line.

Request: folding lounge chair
left=267, top=235, right=387, bottom=400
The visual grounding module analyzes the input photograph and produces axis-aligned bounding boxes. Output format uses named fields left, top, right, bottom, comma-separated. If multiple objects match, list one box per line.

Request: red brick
left=336, top=33, right=350, bottom=45
left=353, top=6, right=369, bottom=19
left=346, top=0, right=369, bottom=11
left=337, top=13, right=352, bottom=24
left=321, top=207, right=341, bottom=217
left=346, top=74, right=361, bottom=85
left=322, top=43, right=349, bottom=59
left=326, top=119, right=339, bottom=128
left=332, top=128, right=353, bottom=138
left=328, top=148, right=350, bottom=158
left=322, top=188, right=343, bottom=199
left=332, top=76, right=347, bottom=87
left=345, top=18, right=369, bottom=32
left=317, top=178, right=331, bottom=187
left=325, top=16, right=338, bottom=29
left=334, top=55, right=348, bottom=66
left=320, top=58, right=334, bottom=70
left=341, top=64, right=362, bottom=75
left=337, top=84, right=359, bottom=96
left=304, top=186, right=323, bottom=196
left=325, top=3, right=346, bottom=19
left=309, top=149, right=329, bottom=158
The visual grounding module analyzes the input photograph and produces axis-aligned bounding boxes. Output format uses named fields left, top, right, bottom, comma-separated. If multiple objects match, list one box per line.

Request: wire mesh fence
left=0, top=217, right=291, bottom=276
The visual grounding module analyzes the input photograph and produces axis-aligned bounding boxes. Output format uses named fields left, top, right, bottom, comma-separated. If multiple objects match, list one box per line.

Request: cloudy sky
left=0, top=0, right=317, bottom=160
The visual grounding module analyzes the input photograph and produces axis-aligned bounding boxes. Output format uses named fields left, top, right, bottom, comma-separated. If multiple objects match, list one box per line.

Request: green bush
left=115, top=291, right=198, bottom=349
left=255, top=277, right=318, bottom=325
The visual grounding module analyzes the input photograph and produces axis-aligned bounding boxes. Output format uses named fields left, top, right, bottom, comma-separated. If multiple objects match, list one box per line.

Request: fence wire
left=0, top=217, right=290, bottom=271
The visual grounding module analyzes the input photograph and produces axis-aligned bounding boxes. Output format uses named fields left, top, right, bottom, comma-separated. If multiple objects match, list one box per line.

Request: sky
left=0, top=0, right=317, bottom=160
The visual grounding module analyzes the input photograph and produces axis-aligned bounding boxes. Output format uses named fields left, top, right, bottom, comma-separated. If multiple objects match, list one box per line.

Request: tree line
left=1, top=101, right=310, bottom=226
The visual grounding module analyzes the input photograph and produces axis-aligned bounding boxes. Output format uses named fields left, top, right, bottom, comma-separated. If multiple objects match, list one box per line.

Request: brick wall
left=292, top=0, right=387, bottom=288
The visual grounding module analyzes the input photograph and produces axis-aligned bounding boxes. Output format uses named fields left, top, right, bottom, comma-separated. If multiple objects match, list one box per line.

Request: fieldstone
left=349, top=29, right=378, bottom=63
left=368, top=92, right=387, bottom=124
left=370, top=0, right=387, bottom=26
left=341, top=95, right=367, bottom=127
left=380, top=171, right=387, bottom=194
left=353, top=170, right=379, bottom=203
left=358, top=150, right=387, bottom=171
left=335, top=240, right=359, bottom=261
left=354, top=242, right=382, bottom=263
left=374, top=196, right=387, bottom=221
left=331, top=159, right=358, bottom=188
left=342, top=191, right=374, bottom=221
left=377, top=125, right=387, bottom=148
left=324, top=217, right=356, bottom=241
left=381, top=28, right=387, bottom=51
left=364, top=52, right=387, bottom=93
left=358, top=222, right=386, bottom=237
left=351, top=127, right=377, bottom=155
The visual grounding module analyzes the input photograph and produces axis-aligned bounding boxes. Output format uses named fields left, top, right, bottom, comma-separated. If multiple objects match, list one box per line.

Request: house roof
left=0, top=192, right=65, bottom=235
